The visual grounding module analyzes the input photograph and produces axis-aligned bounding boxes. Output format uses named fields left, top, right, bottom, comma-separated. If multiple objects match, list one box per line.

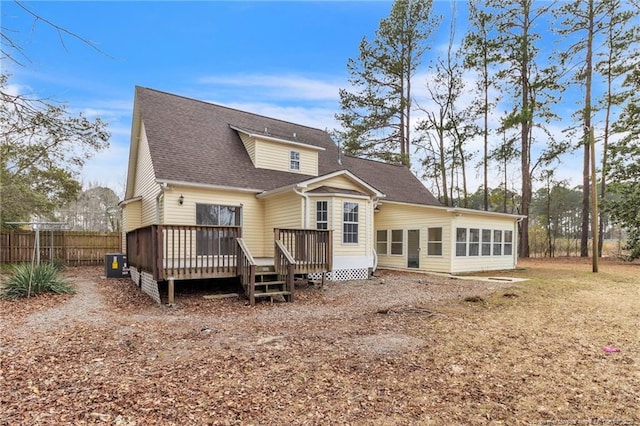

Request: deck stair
left=253, top=264, right=292, bottom=301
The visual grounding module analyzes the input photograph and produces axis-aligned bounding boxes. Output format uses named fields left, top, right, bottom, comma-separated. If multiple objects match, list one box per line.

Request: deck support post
left=168, top=277, right=175, bottom=305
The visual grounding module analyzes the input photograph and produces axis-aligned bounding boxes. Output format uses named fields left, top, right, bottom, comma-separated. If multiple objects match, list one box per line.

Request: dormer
left=230, top=125, right=324, bottom=176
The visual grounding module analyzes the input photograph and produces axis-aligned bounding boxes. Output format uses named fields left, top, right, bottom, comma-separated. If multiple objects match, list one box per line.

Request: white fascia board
left=297, top=170, right=385, bottom=198
left=156, top=179, right=263, bottom=194
left=381, top=200, right=527, bottom=220
left=229, top=125, right=326, bottom=152
left=118, top=196, right=142, bottom=207
left=306, top=192, right=372, bottom=200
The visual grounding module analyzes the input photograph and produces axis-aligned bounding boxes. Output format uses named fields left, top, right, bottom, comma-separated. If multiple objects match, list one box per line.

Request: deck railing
left=274, top=240, right=295, bottom=302
left=274, top=228, right=333, bottom=274
left=126, top=224, right=241, bottom=281
left=236, top=238, right=256, bottom=305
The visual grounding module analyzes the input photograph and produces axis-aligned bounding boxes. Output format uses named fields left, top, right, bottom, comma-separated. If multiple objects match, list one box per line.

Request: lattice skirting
left=141, top=271, right=161, bottom=304
left=129, top=266, right=140, bottom=286
left=309, top=268, right=369, bottom=281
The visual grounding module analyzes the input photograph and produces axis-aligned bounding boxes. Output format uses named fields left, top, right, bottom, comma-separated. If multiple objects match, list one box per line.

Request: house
left=120, top=87, right=524, bottom=304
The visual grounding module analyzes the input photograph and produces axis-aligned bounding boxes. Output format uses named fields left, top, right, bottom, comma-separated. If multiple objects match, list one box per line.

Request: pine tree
left=335, top=0, right=440, bottom=167
left=488, top=0, right=563, bottom=258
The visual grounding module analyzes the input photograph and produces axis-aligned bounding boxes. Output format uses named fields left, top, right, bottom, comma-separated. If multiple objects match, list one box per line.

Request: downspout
left=372, top=196, right=380, bottom=272
left=515, top=216, right=525, bottom=267
left=156, top=183, right=167, bottom=224
left=293, top=186, right=310, bottom=228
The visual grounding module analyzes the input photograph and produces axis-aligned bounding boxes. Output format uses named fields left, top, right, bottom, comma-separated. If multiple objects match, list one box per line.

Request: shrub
left=1, top=263, right=74, bottom=299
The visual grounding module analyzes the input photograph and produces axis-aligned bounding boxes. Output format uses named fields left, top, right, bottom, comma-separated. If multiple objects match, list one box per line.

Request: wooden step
left=254, top=280, right=286, bottom=293
left=253, top=290, right=292, bottom=299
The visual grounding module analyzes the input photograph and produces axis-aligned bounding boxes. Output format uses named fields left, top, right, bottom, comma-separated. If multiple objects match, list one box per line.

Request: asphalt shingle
left=136, top=86, right=442, bottom=207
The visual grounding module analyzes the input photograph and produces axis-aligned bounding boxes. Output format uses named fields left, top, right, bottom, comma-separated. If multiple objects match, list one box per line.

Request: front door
left=407, top=229, right=420, bottom=268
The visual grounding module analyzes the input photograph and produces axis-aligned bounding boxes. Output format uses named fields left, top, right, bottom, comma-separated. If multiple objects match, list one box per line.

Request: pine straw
left=1, top=260, right=638, bottom=425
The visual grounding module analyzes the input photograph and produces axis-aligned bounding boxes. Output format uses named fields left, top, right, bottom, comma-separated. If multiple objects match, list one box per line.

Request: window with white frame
left=391, top=229, right=403, bottom=255
left=469, top=228, right=480, bottom=256
left=504, top=230, right=513, bottom=255
left=290, top=151, right=300, bottom=170
left=481, top=229, right=492, bottom=256
left=493, top=230, right=503, bottom=255
left=427, top=227, right=443, bottom=256
left=343, top=202, right=358, bottom=243
left=376, top=230, right=388, bottom=255
left=316, top=201, right=328, bottom=230
left=456, top=228, right=467, bottom=256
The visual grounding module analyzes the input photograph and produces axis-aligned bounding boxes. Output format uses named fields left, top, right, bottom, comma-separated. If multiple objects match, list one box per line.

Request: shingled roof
left=134, top=86, right=441, bottom=207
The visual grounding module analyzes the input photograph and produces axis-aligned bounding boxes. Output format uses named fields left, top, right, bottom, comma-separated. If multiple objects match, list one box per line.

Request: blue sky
left=3, top=1, right=597, bottom=198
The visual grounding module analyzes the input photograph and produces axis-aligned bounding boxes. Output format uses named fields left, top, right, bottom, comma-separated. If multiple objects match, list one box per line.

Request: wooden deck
left=126, top=225, right=332, bottom=305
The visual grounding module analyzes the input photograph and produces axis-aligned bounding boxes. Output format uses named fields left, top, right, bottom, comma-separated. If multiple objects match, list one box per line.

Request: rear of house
left=120, top=87, right=524, bottom=304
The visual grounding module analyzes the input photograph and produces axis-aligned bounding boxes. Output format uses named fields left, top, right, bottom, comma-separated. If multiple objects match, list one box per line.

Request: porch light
left=178, top=194, right=184, bottom=205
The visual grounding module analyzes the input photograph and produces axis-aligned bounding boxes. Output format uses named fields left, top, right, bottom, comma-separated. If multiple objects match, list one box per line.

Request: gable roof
left=131, top=86, right=441, bottom=207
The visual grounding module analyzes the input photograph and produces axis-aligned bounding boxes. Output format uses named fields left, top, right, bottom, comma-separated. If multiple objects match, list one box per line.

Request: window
left=391, top=229, right=403, bottom=255
left=316, top=201, right=328, bottom=230
left=376, top=230, right=388, bottom=255
left=343, top=202, right=358, bottom=243
left=504, top=230, right=513, bottom=255
left=196, top=204, right=241, bottom=255
left=469, top=228, right=480, bottom=256
left=290, top=151, right=300, bottom=170
left=481, top=229, right=491, bottom=256
left=493, top=230, right=503, bottom=256
left=456, top=228, right=467, bottom=256
left=427, top=227, right=443, bottom=256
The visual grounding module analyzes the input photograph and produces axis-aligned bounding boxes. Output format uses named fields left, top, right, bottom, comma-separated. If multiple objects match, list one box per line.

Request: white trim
left=118, top=196, right=142, bottom=207
left=230, top=125, right=326, bottom=152
left=306, top=192, right=371, bottom=200
left=380, top=200, right=526, bottom=220
left=257, top=169, right=386, bottom=199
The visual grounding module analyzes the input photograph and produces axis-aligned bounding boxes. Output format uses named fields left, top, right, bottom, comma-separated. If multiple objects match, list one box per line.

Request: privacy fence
left=0, top=230, right=121, bottom=266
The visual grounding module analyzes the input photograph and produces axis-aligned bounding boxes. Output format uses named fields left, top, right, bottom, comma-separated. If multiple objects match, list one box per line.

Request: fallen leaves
left=0, top=262, right=638, bottom=425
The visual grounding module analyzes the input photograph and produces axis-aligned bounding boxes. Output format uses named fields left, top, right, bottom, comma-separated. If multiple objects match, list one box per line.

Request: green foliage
left=1, top=263, right=74, bottom=299
left=605, top=57, right=640, bottom=259
left=335, top=0, right=440, bottom=167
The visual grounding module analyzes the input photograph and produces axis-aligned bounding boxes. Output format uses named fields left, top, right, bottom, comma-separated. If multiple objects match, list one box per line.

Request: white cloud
left=198, top=73, right=343, bottom=102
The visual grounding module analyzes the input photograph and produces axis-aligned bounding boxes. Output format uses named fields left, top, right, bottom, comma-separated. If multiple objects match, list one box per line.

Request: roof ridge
left=136, top=86, right=330, bottom=134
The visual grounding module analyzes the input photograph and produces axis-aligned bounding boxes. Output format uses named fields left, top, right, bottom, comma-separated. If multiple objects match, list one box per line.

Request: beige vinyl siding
left=331, top=197, right=373, bottom=258
left=162, top=187, right=265, bottom=257
left=121, top=199, right=142, bottom=251
left=449, top=214, right=518, bottom=273
left=238, top=133, right=257, bottom=166
left=134, top=122, right=162, bottom=226
left=263, top=192, right=304, bottom=257
left=374, top=203, right=452, bottom=273
left=254, top=139, right=318, bottom=176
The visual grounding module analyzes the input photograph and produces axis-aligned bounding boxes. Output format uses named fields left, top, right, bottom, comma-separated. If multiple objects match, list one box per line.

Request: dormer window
left=290, top=151, right=300, bottom=171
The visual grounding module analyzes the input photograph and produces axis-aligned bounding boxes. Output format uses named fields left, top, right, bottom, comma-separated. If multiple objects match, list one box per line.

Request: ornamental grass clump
left=1, top=263, right=74, bottom=299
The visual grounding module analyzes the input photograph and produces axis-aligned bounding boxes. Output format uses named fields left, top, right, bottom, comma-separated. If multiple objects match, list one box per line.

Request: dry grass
left=1, top=259, right=638, bottom=425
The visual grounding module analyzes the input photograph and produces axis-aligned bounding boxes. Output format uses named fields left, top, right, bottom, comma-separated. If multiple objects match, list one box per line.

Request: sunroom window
left=427, top=227, right=443, bottom=256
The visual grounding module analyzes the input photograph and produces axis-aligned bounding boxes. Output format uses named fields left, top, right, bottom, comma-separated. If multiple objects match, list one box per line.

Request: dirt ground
left=1, top=258, right=638, bottom=425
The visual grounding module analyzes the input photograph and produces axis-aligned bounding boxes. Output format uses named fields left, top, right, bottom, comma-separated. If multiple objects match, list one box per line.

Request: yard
left=1, top=258, right=638, bottom=425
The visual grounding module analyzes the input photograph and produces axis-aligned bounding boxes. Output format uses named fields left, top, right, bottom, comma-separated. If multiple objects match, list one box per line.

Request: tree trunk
left=580, top=0, right=594, bottom=258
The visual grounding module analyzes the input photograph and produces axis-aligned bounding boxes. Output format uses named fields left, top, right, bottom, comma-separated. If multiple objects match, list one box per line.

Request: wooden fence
left=0, top=230, right=122, bottom=266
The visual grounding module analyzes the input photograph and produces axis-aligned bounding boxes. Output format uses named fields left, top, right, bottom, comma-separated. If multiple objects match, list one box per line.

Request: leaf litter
left=1, top=261, right=638, bottom=425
